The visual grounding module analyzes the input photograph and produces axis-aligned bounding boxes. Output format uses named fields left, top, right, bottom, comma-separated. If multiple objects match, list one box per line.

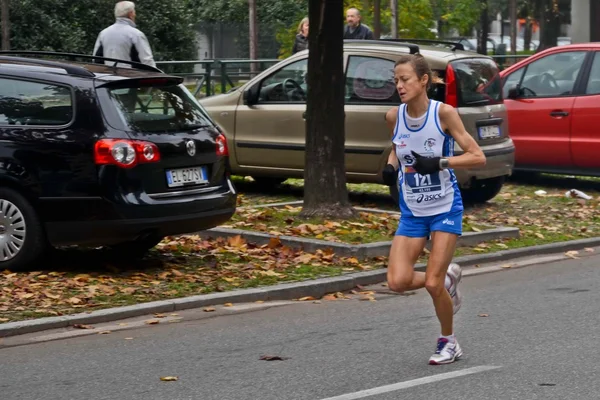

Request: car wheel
left=0, top=188, right=47, bottom=271
left=108, top=235, right=163, bottom=259
left=251, top=177, right=287, bottom=188
left=461, top=176, right=506, bottom=204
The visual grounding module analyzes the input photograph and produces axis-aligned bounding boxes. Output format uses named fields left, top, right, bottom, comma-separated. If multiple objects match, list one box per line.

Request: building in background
left=572, top=0, right=600, bottom=43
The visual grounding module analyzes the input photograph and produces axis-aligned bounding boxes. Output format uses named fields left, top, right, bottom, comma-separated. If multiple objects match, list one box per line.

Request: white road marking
left=318, top=365, right=501, bottom=400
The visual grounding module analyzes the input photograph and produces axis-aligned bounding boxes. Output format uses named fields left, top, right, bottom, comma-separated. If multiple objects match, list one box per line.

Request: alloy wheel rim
left=0, top=199, right=26, bottom=261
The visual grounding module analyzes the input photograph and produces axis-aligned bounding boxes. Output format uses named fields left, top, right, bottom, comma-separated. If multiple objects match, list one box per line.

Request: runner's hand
left=382, top=164, right=398, bottom=186
left=411, top=151, right=441, bottom=175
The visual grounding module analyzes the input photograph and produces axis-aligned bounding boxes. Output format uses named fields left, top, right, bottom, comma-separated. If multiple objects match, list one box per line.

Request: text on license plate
left=166, top=166, right=208, bottom=188
left=478, top=125, right=501, bottom=139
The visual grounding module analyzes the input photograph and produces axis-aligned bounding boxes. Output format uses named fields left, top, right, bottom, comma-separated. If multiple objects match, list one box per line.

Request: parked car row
left=1, top=39, right=596, bottom=270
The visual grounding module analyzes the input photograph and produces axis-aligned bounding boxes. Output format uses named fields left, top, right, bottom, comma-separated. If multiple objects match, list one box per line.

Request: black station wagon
left=0, top=52, right=237, bottom=270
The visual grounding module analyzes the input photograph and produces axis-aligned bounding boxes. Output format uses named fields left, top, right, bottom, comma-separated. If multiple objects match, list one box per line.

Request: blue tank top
left=392, top=100, right=463, bottom=217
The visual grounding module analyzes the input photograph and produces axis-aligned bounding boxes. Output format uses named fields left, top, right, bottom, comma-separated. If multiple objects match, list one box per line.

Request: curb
left=1, top=236, right=599, bottom=338
left=198, top=226, right=520, bottom=258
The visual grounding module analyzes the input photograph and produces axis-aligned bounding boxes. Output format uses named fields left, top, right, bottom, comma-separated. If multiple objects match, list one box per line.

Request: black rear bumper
left=42, top=184, right=237, bottom=247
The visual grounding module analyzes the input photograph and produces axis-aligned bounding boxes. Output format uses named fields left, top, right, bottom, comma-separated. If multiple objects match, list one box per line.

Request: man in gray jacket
left=93, top=1, right=156, bottom=68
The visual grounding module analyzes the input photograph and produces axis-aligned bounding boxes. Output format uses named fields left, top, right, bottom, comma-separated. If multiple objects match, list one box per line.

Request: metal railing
left=156, top=59, right=280, bottom=97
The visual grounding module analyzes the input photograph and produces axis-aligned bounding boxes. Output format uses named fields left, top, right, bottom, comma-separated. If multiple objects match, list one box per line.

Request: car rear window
left=106, top=83, right=215, bottom=133
left=450, top=58, right=502, bottom=107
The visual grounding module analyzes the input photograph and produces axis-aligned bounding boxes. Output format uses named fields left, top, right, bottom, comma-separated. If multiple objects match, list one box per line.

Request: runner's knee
left=425, top=277, right=445, bottom=297
left=387, top=273, right=412, bottom=293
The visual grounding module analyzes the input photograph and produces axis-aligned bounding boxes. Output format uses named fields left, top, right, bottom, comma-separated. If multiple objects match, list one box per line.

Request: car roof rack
left=343, top=39, right=420, bottom=54
left=0, top=51, right=164, bottom=74
left=384, top=38, right=465, bottom=51
left=0, top=55, right=96, bottom=77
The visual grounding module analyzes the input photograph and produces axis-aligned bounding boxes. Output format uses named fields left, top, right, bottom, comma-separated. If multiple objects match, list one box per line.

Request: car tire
left=251, top=177, right=287, bottom=188
left=461, top=176, right=506, bottom=204
left=0, top=188, right=47, bottom=271
left=108, top=235, right=163, bottom=259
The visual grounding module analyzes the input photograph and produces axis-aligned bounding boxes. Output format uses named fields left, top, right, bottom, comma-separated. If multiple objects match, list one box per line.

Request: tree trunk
left=390, top=0, right=398, bottom=38
left=373, top=0, right=381, bottom=39
left=300, top=0, right=356, bottom=219
left=477, top=0, right=488, bottom=55
left=248, top=0, right=258, bottom=73
left=1, top=0, right=9, bottom=51
left=537, top=0, right=559, bottom=52
left=509, top=0, right=517, bottom=55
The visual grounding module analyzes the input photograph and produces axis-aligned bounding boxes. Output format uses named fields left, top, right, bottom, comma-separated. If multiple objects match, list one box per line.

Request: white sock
left=440, top=334, right=455, bottom=343
left=444, top=275, right=451, bottom=290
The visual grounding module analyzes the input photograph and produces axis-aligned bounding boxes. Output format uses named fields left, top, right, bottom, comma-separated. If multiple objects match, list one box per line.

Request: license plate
left=166, top=166, right=207, bottom=188
left=478, top=125, right=501, bottom=139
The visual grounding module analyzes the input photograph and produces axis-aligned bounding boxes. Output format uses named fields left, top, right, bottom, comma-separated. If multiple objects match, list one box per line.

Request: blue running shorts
left=395, top=209, right=463, bottom=238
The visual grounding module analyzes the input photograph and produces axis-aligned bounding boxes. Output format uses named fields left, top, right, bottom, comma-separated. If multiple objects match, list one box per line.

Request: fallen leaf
left=98, top=331, right=112, bottom=335
left=124, top=337, right=134, bottom=340
left=535, top=233, right=545, bottom=239
left=565, top=250, right=580, bottom=259
left=312, top=300, right=321, bottom=304
left=203, top=307, right=216, bottom=312
left=154, top=313, right=167, bottom=318
left=298, top=296, right=316, bottom=301
left=267, top=237, right=282, bottom=249
left=478, top=313, right=489, bottom=317
left=67, top=297, right=83, bottom=305
left=255, top=300, right=265, bottom=304
left=294, top=253, right=314, bottom=264
left=259, top=355, right=289, bottom=361
left=224, top=303, right=233, bottom=307
left=145, top=319, right=160, bottom=325
left=73, top=324, right=94, bottom=330
left=160, top=376, right=179, bottom=382
left=584, top=248, right=595, bottom=253
left=0, top=318, right=9, bottom=322
left=322, top=294, right=337, bottom=301
left=500, top=264, right=513, bottom=269
left=170, top=313, right=179, bottom=316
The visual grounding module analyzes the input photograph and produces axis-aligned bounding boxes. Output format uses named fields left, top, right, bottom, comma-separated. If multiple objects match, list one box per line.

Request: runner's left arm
left=439, top=104, right=486, bottom=169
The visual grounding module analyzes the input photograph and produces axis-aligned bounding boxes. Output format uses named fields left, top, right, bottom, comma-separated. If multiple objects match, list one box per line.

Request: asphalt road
left=2, top=253, right=600, bottom=400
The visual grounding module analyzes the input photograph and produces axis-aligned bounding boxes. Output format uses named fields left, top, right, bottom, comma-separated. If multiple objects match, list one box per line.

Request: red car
left=500, top=43, right=600, bottom=175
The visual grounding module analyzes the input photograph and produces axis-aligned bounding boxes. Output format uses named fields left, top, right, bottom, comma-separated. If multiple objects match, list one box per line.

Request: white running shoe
left=446, top=262, right=463, bottom=314
left=428, top=338, right=463, bottom=365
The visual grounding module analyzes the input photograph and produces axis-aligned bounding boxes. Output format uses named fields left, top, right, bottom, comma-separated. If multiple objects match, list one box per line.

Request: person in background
left=93, top=1, right=156, bottom=68
left=292, top=17, right=309, bottom=54
left=343, top=8, right=373, bottom=40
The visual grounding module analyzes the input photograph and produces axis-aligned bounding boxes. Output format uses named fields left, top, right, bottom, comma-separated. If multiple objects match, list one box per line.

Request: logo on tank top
left=424, top=138, right=436, bottom=151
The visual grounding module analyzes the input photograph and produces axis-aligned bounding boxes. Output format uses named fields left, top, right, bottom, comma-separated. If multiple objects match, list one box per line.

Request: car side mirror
left=243, top=84, right=259, bottom=106
left=507, top=85, right=522, bottom=100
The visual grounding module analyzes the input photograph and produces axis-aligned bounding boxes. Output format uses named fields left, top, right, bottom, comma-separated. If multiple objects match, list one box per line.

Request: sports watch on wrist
left=439, top=158, right=450, bottom=169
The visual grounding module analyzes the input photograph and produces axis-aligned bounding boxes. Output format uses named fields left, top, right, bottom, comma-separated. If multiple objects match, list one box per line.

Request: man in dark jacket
left=343, top=8, right=374, bottom=40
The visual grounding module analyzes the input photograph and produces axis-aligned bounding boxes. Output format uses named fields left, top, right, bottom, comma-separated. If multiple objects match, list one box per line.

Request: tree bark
left=248, top=0, right=258, bottom=73
left=478, top=0, right=488, bottom=55
left=537, top=0, right=559, bottom=52
left=390, top=0, right=398, bottom=38
left=300, top=0, right=356, bottom=219
left=1, top=0, right=9, bottom=51
left=509, top=0, right=517, bottom=56
left=373, top=0, right=381, bottom=39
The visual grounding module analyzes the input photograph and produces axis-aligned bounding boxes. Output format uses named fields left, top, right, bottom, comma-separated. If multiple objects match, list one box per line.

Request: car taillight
left=216, top=133, right=229, bottom=157
left=445, top=63, right=458, bottom=108
left=94, top=139, right=160, bottom=168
